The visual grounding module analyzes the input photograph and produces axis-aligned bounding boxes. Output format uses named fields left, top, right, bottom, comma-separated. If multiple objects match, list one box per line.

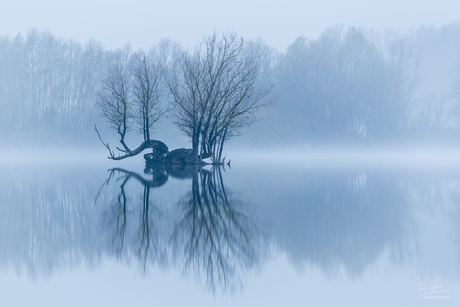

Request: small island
left=95, top=33, right=274, bottom=165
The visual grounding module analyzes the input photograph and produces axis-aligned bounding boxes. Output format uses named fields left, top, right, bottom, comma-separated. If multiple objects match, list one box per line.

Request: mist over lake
left=2, top=1, right=460, bottom=305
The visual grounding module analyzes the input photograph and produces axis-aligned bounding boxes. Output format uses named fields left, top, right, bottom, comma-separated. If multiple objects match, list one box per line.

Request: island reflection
left=97, top=165, right=264, bottom=292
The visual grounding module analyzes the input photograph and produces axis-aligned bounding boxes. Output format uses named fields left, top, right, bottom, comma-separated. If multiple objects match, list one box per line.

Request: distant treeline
left=0, top=29, right=107, bottom=133
left=266, top=24, right=460, bottom=144
left=275, top=27, right=418, bottom=142
left=1, top=24, right=460, bottom=145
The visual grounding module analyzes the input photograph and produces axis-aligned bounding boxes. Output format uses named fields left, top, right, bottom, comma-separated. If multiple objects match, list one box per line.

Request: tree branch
left=95, top=125, right=115, bottom=158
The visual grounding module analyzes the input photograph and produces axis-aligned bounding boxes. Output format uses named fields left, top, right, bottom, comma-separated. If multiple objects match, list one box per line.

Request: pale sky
left=0, top=0, right=459, bottom=51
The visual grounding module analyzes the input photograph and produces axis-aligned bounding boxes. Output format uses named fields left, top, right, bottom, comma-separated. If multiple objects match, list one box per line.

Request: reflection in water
left=170, top=167, right=262, bottom=291
left=98, top=167, right=168, bottom=269
left=267, top=171, right=411, bottom=276
left=97, top=165, right=263, bottom=291
left=0, top=167, right=104, bottom=279
left=1, top=165, right=460, bottom=293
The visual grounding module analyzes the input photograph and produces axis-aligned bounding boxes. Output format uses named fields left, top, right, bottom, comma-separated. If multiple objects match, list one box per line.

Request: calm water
left=1, top=155, right=459, bottom=306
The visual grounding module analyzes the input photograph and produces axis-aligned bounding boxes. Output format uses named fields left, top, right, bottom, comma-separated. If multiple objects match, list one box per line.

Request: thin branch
left=95, top=125, right=115, bottom=158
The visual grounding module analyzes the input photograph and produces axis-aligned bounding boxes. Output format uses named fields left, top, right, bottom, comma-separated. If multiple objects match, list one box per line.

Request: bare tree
left=165, top=33, right=274, bottom=164
left=96, top=47, right=169, bottom=160
left=132, top=51, right=168, bottom=142
left=97, top=61, right=133, bottom=155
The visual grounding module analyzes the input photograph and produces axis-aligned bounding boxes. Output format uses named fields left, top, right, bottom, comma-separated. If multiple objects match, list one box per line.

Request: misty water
left=1, top=152, right=459, bottom=306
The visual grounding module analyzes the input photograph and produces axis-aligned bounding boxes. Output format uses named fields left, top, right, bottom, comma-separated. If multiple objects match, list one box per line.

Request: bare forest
left=2, top=24, right=460, bottom=156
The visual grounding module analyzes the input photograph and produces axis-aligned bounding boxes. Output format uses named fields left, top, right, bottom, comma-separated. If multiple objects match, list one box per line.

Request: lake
left=0, top=151, right=459, bottom=306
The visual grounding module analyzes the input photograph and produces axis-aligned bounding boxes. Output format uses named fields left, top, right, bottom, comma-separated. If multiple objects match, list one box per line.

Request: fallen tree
left=96, top=125, right=207, bottom=164
left=95, top=125, right=169, bottom=160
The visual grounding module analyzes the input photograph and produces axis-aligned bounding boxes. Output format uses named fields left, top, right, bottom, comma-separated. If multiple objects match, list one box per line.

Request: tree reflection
left=98, top=165, right=263, bottom=291
left=170, top=167, right=261, bottom=292
left=98, top=167, right=169, bottom=269
left=8, top=164, right=460, bottom=292
left=0, top=166, right=106, bottom=279
left=265, top=170, right=411, bottom=276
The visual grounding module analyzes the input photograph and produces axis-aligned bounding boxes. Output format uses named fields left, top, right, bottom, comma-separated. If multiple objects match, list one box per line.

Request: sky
left=0, top=0, right=459, bottom=51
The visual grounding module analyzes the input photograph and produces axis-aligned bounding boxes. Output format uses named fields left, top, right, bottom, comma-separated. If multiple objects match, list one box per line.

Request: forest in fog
left=1, top=23, right=460, bottom=149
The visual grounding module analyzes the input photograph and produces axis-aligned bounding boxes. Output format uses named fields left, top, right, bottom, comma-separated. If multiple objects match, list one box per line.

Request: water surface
left=0, top=155, right=459, bottom=306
